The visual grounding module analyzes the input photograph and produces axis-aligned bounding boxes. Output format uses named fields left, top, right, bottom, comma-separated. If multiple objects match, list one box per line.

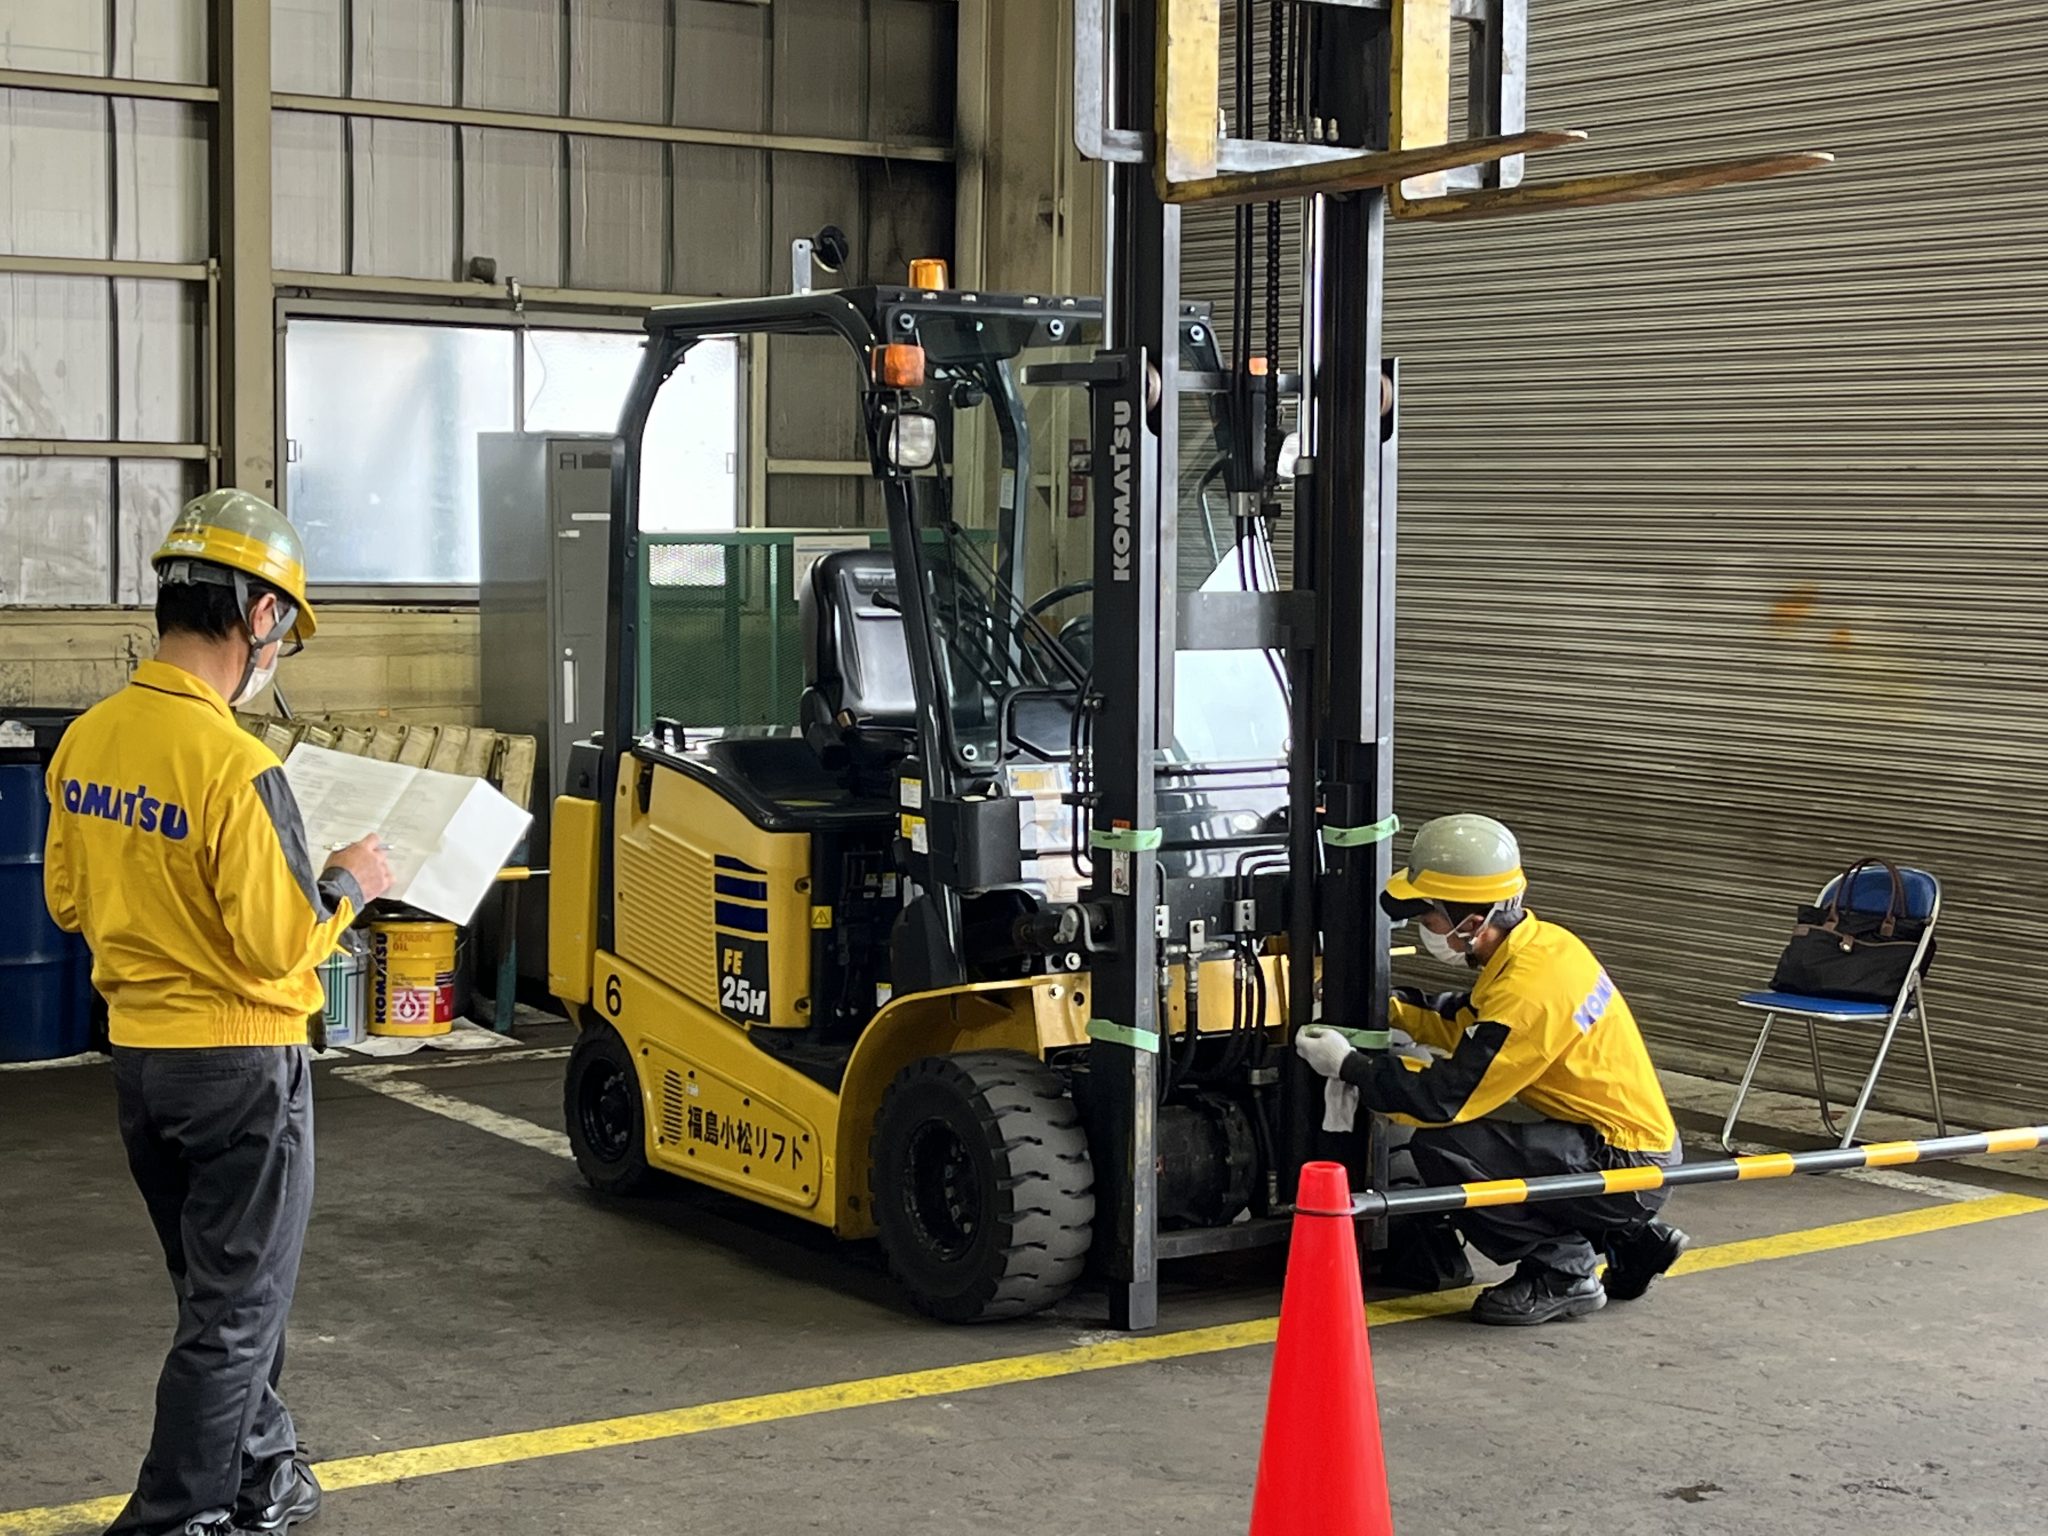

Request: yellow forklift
left=548, top=285, right=1306, bottom=1321
left=549, top=0, right=1825, bottom=1326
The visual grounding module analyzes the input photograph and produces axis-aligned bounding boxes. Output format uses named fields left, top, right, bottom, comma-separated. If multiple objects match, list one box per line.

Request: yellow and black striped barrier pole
left=1345, top=1126, right=2048, bottom=1221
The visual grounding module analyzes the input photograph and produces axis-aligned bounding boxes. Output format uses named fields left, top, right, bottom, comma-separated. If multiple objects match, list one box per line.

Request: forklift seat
left=799, top=548, right=918, bottom=772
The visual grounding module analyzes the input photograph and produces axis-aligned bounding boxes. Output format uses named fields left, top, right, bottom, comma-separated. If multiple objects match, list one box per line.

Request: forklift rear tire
left=871, top=1051, right=1094, bottom=1323
left=564, top=1023, right=655, bottom=1196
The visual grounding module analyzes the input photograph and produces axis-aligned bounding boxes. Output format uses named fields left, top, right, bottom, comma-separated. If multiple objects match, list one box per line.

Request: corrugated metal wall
left=271, top=0, right=953, bottom=298
left=1171, top=1, right=2047, bottom=1124
left=270, top=0, right=957, bottom=533
left=0, top=0, right=210, bottom=605
left=1383, top=0, right=2048, bottom=1125
left=0, top=0, right=956, bottom=621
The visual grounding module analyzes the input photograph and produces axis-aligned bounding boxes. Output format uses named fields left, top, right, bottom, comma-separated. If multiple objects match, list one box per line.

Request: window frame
left=274, top=298, right=751, bottom=602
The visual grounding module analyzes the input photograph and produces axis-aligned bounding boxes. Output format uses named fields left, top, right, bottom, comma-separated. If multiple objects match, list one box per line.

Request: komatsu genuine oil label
left=713, top=854, right=772, bottom=1024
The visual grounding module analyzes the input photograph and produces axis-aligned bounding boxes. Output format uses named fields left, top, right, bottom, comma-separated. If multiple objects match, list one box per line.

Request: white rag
left=1321, top=1029, right=1435, bottom=1133
left=1322, top=1078, right=1360, bottom=1133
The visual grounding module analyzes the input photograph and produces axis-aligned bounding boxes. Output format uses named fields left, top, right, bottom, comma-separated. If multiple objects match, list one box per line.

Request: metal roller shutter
left=1383, top=0, right=2048, bottom=1125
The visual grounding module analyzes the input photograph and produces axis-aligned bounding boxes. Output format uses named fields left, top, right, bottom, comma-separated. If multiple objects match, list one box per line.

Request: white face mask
left=232, top=596, right=293, bottom=707
left=1416, top=924, right=1467, bottom=967
left=231, top=653, right=278, bottom=707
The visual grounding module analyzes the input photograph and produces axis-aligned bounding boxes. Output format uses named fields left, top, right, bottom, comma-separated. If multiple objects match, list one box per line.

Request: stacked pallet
left=238, top=714, right=539, bottom=812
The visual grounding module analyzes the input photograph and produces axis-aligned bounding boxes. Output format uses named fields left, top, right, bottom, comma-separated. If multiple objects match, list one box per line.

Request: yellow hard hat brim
left=1383, top=866, right=1529, bottom=905
left=154, top=522, right=317, bottom=641
left=1383, top=868, right=1427, bottom=905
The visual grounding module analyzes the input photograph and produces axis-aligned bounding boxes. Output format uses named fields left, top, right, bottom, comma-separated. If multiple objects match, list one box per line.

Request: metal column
left=1313, top=186, right=1394, bottom=1052
left=1309, top=14, right=1397, bottom=1193
left=215, top=0, right=276, bottom=496
left=1086, top=0, right=1184, bottom=1333
left=1085, top=355, right=1164, bottom=1333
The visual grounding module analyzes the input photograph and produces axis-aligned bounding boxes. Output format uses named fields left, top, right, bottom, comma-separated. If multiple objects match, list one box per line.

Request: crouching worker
left=1297, top=814, right=1688, bottom=1326
left=44, top=490, right=394, bottom=1536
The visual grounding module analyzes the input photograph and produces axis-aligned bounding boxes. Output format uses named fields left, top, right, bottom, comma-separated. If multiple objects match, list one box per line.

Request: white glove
left=1295, top=1026, right=1355, bottom=1080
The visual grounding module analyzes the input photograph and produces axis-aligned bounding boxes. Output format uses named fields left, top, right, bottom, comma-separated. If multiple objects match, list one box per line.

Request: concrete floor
left=3, top=1031, right=2044, bottom=1536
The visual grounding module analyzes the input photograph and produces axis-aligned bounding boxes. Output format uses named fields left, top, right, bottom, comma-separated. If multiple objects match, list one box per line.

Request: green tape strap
left=1330, top=1028, right=1392, bottom=1051
left=1088, top=826, right=1164, bottom=852
left=1086, top=1019, right=1162, bottom=1054
left=1321, top=814, right=1400, bottom=848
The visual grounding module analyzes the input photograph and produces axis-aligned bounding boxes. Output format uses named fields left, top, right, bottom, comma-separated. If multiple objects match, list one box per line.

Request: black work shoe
left=1603, top=1221, right=1690, bottom=1302
left=1470, top=1261, right=1608, bottom=1326
left=236, top=1458, right=322, bottom=1534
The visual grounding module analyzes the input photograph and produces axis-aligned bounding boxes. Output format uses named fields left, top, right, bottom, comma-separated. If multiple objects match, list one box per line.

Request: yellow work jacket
left=1343, top=912, right=1678, bottom=1153
left=43, top=660, right=361, bottom=1048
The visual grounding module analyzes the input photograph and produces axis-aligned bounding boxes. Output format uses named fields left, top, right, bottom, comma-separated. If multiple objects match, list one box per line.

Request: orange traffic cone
left=1248, top=1160, right=1395, bottom=1535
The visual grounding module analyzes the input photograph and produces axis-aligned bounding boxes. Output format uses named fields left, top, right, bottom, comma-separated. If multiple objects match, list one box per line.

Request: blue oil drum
left=0, top=712, right=94, bottom=1061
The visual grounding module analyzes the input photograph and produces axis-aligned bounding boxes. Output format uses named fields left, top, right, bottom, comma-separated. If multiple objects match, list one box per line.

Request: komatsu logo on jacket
left=58, top=779, right=191, bottom=840
left=42, top=659, right=362, bottom=1049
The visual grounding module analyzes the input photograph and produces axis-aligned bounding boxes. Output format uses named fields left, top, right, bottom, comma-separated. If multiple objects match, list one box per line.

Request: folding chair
left=1719, top=866, right=1946, bottom=1151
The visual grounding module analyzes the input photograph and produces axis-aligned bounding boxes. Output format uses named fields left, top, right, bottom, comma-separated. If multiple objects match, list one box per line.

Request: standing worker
left=42, top=490, right=393, bottom=1536
left=1296, top=814, right=1689, bottom=1326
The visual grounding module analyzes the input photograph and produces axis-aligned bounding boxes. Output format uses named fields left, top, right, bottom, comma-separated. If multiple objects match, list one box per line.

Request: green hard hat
left=153, top=488, right=317, bottom=641
left=1384, top=813, right=1527, bottom=909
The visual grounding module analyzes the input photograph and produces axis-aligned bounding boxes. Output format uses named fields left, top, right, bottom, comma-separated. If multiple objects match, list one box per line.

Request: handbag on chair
left=1769, top=857, right=1935, bottom=1003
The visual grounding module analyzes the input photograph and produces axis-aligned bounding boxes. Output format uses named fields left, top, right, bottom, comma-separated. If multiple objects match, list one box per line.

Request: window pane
left=286, top=319, right=513, bottom=584
left=116, top=459, right=204, bottom=605
left=523, top=328, right=740, bottom=533
left=521, top=328, right=641, bottom=433
left=644, top=335, right=740, bottom=532
left=0, top=457, right=111, bottom=605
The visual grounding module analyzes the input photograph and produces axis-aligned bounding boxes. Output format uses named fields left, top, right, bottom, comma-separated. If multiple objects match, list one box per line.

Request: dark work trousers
left=107, top=1046, right=313, bottom=1536
left=1407, top=1115, right=1680, bottom=1280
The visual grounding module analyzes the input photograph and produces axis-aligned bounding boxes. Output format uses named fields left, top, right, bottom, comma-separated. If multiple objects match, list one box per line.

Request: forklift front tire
left=564, top=1023, right=655, bottom=1196
left=871, top=1051, right=1095, bottom=1323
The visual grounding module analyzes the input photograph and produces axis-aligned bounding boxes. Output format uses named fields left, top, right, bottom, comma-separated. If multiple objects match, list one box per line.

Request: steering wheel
left=1024, top=579, right=1094, bottom=623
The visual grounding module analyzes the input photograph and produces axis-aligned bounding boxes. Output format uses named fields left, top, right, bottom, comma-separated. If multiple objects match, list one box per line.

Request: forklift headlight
left=888, top=413, right=938, bottom=470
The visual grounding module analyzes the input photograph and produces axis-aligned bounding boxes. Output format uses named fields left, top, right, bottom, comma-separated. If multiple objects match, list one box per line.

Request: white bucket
left=317, top=946, right=368, bottom=1048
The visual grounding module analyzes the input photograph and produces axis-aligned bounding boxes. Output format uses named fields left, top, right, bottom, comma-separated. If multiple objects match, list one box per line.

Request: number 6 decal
left=604, top=974, right=622, bottom=1016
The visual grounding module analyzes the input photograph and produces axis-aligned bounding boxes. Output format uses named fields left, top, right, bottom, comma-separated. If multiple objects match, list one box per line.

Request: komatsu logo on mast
left=1109, top=398, right=1134, bottom=582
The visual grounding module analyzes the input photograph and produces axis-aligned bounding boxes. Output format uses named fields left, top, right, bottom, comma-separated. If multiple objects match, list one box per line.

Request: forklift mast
left=1065, top=0, right=1830, bottom=1329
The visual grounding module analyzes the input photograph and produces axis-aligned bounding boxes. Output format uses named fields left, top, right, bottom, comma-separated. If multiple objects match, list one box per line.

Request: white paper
left=334, top=1021, right=515, bottom=1056
left=423, top=1022, right=517, bottom=1052
left=405, top=780, right=534, bottom=924
left=1006, top=763, right=1085, bottom=904
left=283, top=744, right=533, bottom=925
left=0, top=720, right=31, bottom=748
left=335, top=1033, right=426, bottom=1058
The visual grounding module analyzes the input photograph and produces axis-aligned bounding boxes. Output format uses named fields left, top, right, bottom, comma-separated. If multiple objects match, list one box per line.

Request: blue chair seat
left=1735, top=990, right=1893, bottom=1020
left=1723, top=864, right=1945, bottom=1152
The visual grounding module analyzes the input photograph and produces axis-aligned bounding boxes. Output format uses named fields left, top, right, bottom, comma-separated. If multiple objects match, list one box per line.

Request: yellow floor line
left=1670, top=1191, right=2044, bottom=1275
left=5, top=1191, right=2041, bottom=1536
